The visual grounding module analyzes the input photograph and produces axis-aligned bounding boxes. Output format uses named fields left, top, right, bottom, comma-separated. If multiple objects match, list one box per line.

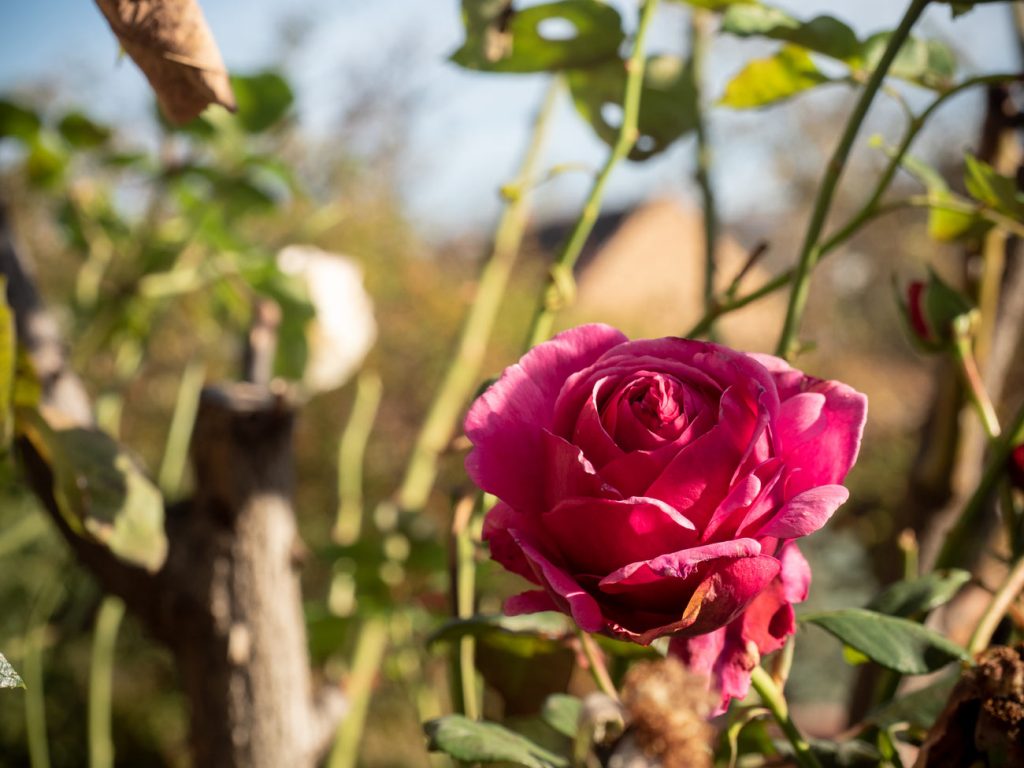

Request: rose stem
left=968, top=554, right=1024, bottom=655
left=395, top=78, right=560, bottom=514
left=689, top=7, right=719, bottom=329
left=576, top=630, right=619, bottom=702
left=333, top=370, right=383, bottom=545
left=526, top=0, right=661, bottom=349
left=449, top=494, right=482, bottom=719
left=684, top=71, right=1024, bottom=340
left=773, top=0, right=930, bottom=361
left=748, top=666, right=823, bottom=768
left=935, top=400, right=1024, bottom=570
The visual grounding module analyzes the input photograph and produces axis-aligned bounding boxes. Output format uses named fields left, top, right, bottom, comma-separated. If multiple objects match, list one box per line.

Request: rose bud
left=465, top=324, right=867, bottom=713
left=1009, top=444, right=1024, bottom=492
left=898, top=271, right=976, bottom=353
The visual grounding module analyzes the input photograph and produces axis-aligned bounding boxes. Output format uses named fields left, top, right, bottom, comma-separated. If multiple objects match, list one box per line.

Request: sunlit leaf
left=21, top=417, right=167, bottom=572
left=0, top=653, right=24, bottom=690
left=719, top=45, right=830, bottom=109
left=722, top=5, right=859, bottom=62
left=802, top=608, right=969, bottom=675
left=890, top=150, right=989, bottom=241
left=451, top=1, right=625, bottom=73
left=568, top=54, right=697, bottom=160
left=425, top=715, right=570, bottom=767
left=230, top=72, right=294, bottom=133
left=866, top=569, right=971, bottom=618
left=25, top=133, right=67, bottom=188
left=861, top=33, right=956, bottom=90
left=0, top=100, right=41, bottom=142
left=964, top=154, right=1024, bottom=217
left=57, top=112, right=111, bottom=149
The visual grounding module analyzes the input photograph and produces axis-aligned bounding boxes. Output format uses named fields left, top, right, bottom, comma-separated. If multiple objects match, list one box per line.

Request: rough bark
left=2, top=203, right=345, bottom=766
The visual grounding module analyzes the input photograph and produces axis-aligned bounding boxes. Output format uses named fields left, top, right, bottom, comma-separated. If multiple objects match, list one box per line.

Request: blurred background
left=0, top=0, right=1021, bottom=765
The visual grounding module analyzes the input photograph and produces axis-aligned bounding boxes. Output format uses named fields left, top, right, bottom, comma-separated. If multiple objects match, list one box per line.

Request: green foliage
left=861, top=33, right=955, bottom=90
left=568, top=54, right=697, bottom=159
left=0, top=653, right=24, bottom=690
left=451, top=1, right=624, bottom=73
left=719, top=45, right=829, bottom=108
left=56, top=113, right=111, bottom=149
left=428, top=611, right=573, bottom=648
left=722, top=5, right=860, bottom=62
left=866, top=569, right=970, bottom=617
left=0, top=278, right=13, bottom=450
left=802, top=608, right=970, bottom=675
left=425, top=714, right=570, bottom=767
left=540, top=694, right=580, bottom=739
left=0, top=100, right=41, bottom=142
left=20, top=419, right=167, bottom=573
left=865, top=673, right=958, bottom=731
left=230, top=72, right=295, bottom=133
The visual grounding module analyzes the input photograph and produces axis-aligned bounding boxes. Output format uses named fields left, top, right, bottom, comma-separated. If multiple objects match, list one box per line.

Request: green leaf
left=230, top=72, right=294, bottom=133
left=670, top=0, right=760, bottom=8
left=25, top=133, right=68, bottom=188
left=866, top=569, right=971, bottom=618
left=802, top=608, right=970, bottom=675
left=57, top=112, right=111, bottom=148
left=428, top=611, right=572, bottom=649
left=721, top=5, right=860, bottom=62
left=541, top=694, right=581, bottom=739
left=866, top=672, right=958, bottom=731
left=0, top=277, right=13, bottom=450
left=451, top=1, right=625, bottom=73
left=719, top=45, right=830, bottom=109
left=424, top=715, right=570, bottom=767
left=861, top=33, right=956, bottom=90
left=889, top=149, right=988, bottom=241
left=964, top=154, right=1024, bottom=217
left=22, top=419, right=167, bottom=572
left=0, top=100, right=41, bottom=142
left=0, top=653, right=24, bottom=690
left=567, top=54, right=697, bottom=160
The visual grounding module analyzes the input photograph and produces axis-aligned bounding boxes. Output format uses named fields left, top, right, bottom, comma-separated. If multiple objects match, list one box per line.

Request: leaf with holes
left=21, top=416, right=167, bottom=572
left=568, top=54, right=697, bottom=160
left=867, top=569, right=971, bottom=618
left=722, top=5, right=860, bottom=62
left=451, top=1, right=624, bottom=73
left=719, top=45, right=830, bottom=109
left=0, top=653, right=23, bottom=690
left=425, top=715, right=570, bottom=767
left=802, top=608, right=969, bottom=675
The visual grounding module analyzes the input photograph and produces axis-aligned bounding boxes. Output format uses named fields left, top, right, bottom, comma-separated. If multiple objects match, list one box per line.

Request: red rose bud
left=899, top=271, right=976, bottom=353
left=1010, top=444, right=1024, bottom=492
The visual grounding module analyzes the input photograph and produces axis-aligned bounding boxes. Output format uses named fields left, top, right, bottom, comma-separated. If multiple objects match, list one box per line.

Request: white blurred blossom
left=276, top=245, right=376, bottom=393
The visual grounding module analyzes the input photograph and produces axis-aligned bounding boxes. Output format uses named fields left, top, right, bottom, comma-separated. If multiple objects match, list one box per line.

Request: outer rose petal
left=482, top=502, right=545, bottom=584
left=465, top=324, right=627, bottom=511
left=756, top=484, right=849, bottom=539
left=505, top=590, right=558, bottom=615
left=748, top=353, right=867, bottom=494
left=670, top=628, right=756, bottom=716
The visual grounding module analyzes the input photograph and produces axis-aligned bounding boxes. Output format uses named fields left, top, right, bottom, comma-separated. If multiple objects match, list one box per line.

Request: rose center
left=628, top=376, right=683, bottom=434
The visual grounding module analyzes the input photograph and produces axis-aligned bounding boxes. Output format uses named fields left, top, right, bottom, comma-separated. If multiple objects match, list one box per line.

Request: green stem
left=951, top=330, right=1001, bottom=441
left=527, top=0, right=661, bottom=348
left=749, top=666, right=823, bottom=768
left=450, top=495, right=481, bottom=719
left=577, top=630, right=619, bottom=702
left=24, top=582, right=64, bottom=768
left=88, top=597, right=125, bottom=768
left=935, top=400, right=1024, bottom=570
left=773, top=0, right=930, bottom=360
left=395, top=79, right=559, bottom=513
left=327, top=616, right=389, bottom=768
left=690, top=8, right=718, bottom=322
left=968, top=553, right=1024, bottom=655
left=333, top=371, right=383, bottom=545
left=157, top=359, right=206, bottom=498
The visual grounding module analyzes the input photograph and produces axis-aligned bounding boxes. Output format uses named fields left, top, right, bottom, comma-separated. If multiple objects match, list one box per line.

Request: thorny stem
left=775, top=0, right=930, bottom=360
left=395, top=78, right=560, bottom=513
left=527, top=0, right=661, bottom=348
left=749, top=666, right=823, bottom=768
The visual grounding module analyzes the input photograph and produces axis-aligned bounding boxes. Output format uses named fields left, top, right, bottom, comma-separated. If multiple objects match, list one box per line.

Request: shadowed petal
left=505, top=590, right=558, bottom=615
left=512, top=531, right=605, bottom=633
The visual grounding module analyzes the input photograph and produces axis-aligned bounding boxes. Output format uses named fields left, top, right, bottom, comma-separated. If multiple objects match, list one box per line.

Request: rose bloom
left=465, top=324, right=867, bottom=712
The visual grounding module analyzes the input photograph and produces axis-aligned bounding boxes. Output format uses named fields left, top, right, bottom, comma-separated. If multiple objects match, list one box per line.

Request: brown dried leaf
left=94, top=0, right=235, bottom=124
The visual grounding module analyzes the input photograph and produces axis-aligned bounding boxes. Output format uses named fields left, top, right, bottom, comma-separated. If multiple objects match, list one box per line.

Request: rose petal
left=543, top=496, right=696, bottom=575
left=465, top=324, right=627, bottom=510
left=670, top=628, right=757, bottom=716
left=756, top=485, right=849, bottom=539
left=542, top=430, right=620, bottom=508
left=779, top=542, right=811, bottom=604
left=511, top=530, right=605, bottom=633
left=701, top=474, right=762, bottom=543
left=505, top=590, right=558, bottom=616
left=482, top=502, right=544, bottom=584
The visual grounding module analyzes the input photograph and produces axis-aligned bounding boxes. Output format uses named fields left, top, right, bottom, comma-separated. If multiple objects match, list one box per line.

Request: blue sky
left=0, top=1, right=1019, bottom=235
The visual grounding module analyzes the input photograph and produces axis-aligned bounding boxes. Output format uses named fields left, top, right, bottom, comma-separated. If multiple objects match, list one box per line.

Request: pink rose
left=465, top=324, right=866, bottom=711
